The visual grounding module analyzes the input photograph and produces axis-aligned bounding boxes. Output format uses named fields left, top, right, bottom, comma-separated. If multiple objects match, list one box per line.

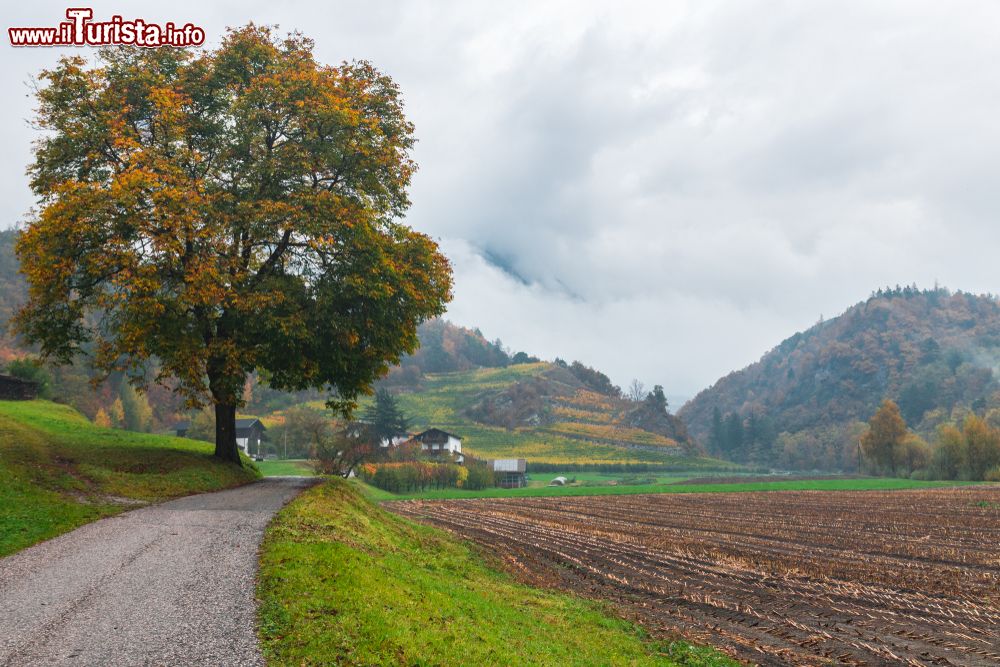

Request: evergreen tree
left=724, top=412, right=745, bottom=459
left=709, top=407, right=724, bottom=454
left=362, top=389, right=410, bottom=442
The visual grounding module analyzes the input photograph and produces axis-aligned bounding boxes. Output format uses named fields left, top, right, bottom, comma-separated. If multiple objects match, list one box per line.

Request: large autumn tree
left=15, top=26, right=452, bottom=462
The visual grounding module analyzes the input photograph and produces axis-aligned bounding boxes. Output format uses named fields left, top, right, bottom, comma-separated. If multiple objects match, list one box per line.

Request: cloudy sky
left=4, top=1, right=1000, bottom=400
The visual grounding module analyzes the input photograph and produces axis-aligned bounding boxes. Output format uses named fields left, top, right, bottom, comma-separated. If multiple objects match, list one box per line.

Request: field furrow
left=391, top=487, right=1000, bottom=666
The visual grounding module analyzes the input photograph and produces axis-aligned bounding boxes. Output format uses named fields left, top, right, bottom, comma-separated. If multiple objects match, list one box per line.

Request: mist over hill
left=680, top=286, right=1000, bottom=470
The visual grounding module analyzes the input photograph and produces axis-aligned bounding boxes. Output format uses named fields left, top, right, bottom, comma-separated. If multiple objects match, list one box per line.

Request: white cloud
left=4, top=1, right=1000, bottom=396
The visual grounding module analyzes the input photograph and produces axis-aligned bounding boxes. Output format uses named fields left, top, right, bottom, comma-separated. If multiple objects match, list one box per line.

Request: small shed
left=235, top=418, right=266, bottom=456
left=173, top=417, right=266, bottom=456
left=490, top=458, right=527, bottom=488
left=0, top=374, right=38, bottom=401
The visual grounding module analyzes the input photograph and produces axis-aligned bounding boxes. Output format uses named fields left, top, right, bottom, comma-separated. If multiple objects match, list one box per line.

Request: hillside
left=291, top=362, right=720, bottom=468
left=680, top=287, right=1000, bottom=470
left=0, top=400, right=259, bottom=557
left=2, top=231, right=711, bottom=468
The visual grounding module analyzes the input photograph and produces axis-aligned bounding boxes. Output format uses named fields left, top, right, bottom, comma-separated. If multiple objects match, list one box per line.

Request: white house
left=411, top=428, right=463, bottom=463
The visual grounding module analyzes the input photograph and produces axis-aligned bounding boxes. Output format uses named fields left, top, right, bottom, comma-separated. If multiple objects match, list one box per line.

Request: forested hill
left=0, top=229, right=27, bottom=363
left=679, top=287, right=1000, bottom=470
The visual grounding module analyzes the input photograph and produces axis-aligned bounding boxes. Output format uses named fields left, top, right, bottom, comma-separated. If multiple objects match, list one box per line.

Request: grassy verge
left=354, top=476, right=982, bottom=501
left=0, top=400, right=260, bottom=558
left=258, top=479, right=738, bottom=666
left=255, top=459, right=317, bottom=477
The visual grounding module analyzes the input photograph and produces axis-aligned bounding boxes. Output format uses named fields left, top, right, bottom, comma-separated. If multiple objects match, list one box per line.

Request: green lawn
left=355, top=476, right=982, bottom=501
left=0, top=400, right=260, bottom=558
left=257, top=479, right=737, bottom=666
left=525, top=470, right=692, bottom=487
left=255, top=459, right=317, bottom=477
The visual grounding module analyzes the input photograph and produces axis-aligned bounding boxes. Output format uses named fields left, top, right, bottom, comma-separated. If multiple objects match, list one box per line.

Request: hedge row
left=358, top=461, right=495, bottom=493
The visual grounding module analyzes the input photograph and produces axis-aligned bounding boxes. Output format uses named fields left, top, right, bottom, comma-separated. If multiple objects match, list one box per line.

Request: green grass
left=257, top=479, right=738, bottom=666
left=255, top=459, right=317, bottom=477
left=0, top=400, right=260, bottom=558
left=355, top=476, right=982, bottom=501
left=524, top=470, right=692, bottom=487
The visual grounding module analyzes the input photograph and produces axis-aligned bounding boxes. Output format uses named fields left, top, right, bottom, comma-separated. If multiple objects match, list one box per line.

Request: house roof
left=490, top=458, right=526, bottom=473
left=236, top=418, right=265, bottom=431
left=174, top=418, right=265, bottom=432
left=0, top=373, right=38, bottom=387
left=413, top=428, right=461, bottom=442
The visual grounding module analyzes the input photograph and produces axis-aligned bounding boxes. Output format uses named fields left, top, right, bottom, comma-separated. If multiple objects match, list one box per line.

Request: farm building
left=173, top=417, right=266, bottom=456
left=491, top=459, right=527, bottom=488
left=411, top=428, right=464, bottom=463
left=0, top=374, right=38, bottom=401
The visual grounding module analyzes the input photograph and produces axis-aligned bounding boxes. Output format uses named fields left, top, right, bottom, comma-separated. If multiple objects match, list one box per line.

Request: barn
left=0, top=374, right=38, bottom=401
left=490, top=458, right=527, bottom=488
left=173, top=417, right=266, bottom=456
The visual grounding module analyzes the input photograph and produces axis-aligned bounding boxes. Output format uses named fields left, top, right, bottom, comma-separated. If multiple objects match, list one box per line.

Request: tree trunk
left=214, top=402, right=241, bottom=463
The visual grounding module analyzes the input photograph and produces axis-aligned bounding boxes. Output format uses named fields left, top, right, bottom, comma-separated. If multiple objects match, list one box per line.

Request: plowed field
left=391, top=487, right=1000, bottom=666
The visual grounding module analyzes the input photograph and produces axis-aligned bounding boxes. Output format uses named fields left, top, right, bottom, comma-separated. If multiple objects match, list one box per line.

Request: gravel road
left=0, top=477, right=318, bottom=667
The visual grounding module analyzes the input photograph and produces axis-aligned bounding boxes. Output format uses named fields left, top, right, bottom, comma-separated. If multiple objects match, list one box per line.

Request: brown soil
left=391, top=487, right=1000, bottom=666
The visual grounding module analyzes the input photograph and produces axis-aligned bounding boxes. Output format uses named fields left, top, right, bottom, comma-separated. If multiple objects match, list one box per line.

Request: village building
left=411, top=428, right=464, bottom=463
left=490, top=458, right=527, bottom=488
left=173, top=417, right=266, bottom=456
left=0, top=374, right=38, bottom=401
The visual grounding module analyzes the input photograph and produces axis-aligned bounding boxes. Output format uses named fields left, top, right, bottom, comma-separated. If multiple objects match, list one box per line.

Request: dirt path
left=0, top=477, right=317, bottom=667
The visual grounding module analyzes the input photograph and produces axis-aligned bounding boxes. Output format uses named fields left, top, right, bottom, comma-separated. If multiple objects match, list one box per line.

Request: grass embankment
left=355, top=476, right=982, bottom=501
left=255, top=459, right=317, bottom=477
left=258, top=479, right=737, bottom=666
left=0, top=400, right=260, bottom=558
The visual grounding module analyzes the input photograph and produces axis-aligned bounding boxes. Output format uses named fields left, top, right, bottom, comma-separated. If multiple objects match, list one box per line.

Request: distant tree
left=269, top=405, right=330, bottom=458
left=861, top=399, right=908, bottom=475
left=897, top=433, right=931, bottom=476
left=5, top=357, right=52, bottom=399
left=361, top=389, right=410, bottom=442
left=569, top=361, right=621, bottom=398
left=93, top=408, right=112, bottom=428
left=510, top=351, right=540, bottom=365
left=744, top=411, right=777, bottom=465
left=120, top=383, right=153, bottom=432
left=708, top=406, right=725, bottom=455
left=645, top=385, right=669, bottom=412
left=723, top=412, right=744, bottom=458
left=627, top=379, right=646, bottom=403
left=961, top=414, right=1000, bottom=480
left=108, top=398, right=126, bottom=429
left=15, top=25, right=452, bottom=463
left=184, top=408, right=216, bottom=443
left=897, top=378, right=937, bottom=425
left=313, top=426, right=374, bottom=478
